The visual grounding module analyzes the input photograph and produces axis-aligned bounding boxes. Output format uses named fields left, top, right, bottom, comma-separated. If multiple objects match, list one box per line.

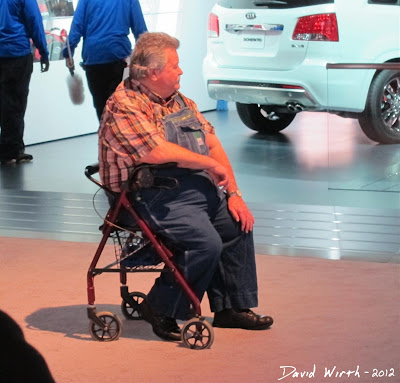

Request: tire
left=121, top=291, right=146, bottom=320
left=236, top=103, right=296, bottom=134
left=358, top=69, right=400, bottom=144
left=89, top=312, right=122, bottom=342
left=181, top=317, right=214, bottom=350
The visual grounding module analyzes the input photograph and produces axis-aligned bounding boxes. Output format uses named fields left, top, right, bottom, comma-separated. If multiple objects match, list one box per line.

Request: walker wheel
left=121, top=292, right=147, bottom=320
left=89, top=311, right=122, bottom=342
left=181, top=317, right=214, bottom=350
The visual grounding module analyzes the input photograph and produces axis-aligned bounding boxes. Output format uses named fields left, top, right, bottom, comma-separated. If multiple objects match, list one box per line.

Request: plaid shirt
left=98, top=78, right=215, bottom=192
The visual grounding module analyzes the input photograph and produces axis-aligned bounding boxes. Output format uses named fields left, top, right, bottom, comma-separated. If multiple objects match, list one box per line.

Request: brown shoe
left=213, top=309, right=273, bottom=330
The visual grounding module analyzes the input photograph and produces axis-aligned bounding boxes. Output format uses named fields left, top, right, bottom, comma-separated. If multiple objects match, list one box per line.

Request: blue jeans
left=129, top=169, right=258, bottom=320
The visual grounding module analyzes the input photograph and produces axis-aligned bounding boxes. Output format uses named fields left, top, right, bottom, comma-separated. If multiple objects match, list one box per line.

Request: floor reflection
left=0, top=109, right=399, bottom=261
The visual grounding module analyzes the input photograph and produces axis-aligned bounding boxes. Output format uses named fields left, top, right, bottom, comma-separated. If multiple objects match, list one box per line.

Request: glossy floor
left=0, top=110, right=399, bottom=263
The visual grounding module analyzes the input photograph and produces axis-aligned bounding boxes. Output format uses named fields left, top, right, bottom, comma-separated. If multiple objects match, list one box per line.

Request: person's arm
left=206, top=133, right=254, bottom=232
left=130, top=0, right=148, bottom=40
left=206, top=133, right=238, bottom=195
left=24, top=0, right=49, bottom=71
left=62, top=0, right=86, bottom=60
left=138, top=141, right=229, bottom=190
left=175, top=94, right=253, bottom=231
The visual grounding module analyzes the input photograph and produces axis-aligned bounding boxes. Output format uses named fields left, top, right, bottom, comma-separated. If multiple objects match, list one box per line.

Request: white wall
left=24, top=0, right=217, bottom=145
left=176, top=0, right=217, bottom=112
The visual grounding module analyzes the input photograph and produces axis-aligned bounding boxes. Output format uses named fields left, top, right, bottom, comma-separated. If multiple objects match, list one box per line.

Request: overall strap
left=174, top=93, right=187, bottom=109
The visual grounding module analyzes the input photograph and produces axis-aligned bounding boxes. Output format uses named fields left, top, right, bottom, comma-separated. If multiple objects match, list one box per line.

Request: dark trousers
left=0, top=54, right=33, bottom=161
left=130, top=170, right=258, bottom=320
left=84, top=60, right=127, bottom=120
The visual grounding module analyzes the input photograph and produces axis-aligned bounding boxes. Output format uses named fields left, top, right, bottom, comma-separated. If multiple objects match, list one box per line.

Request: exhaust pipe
left=287, top=103, right=296, bottom=112
left=295, top=103, right=304, bottom=112
left=286, top=103, right=305, bottom=113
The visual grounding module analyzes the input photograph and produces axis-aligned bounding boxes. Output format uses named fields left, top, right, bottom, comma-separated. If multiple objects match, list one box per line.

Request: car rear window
left=218, top=0, right=334, bottom=9
left=368, top=0, right=398, bottom=4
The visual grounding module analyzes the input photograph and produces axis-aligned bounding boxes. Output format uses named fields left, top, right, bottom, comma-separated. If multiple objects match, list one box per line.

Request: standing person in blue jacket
left=63, top=0, right=147, bottom=120
left=0, top=0, right=49, bottom=165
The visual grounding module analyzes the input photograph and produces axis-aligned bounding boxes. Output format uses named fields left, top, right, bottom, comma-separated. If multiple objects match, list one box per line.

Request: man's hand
left=40, top=58, right=49, bottom=72
left=228, top=196, right=254, bottom=233
left=207, top=163, right=229, bottom=190
left=65, top=57, right=75, bottom=71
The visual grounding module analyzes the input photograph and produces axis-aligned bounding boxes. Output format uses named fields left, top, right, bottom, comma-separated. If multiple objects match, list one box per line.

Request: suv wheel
left=236, top=103, right=296, bottom=134
left=358, top=70, right=400, bottom=144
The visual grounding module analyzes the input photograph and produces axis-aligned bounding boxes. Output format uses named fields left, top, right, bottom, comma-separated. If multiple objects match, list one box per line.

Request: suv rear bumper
left=207, top=80, right=318, bottom=109
left=203, top=55, right=371, bottom=113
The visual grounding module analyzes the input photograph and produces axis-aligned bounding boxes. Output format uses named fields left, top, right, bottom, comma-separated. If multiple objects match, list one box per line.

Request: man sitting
left=98, top=32, right=273, bottom=341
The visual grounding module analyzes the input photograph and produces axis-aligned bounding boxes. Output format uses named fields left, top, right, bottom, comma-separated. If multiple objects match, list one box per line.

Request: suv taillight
left=208, top=13, right=219, bottom=38
left=293, top=13, right=339, bottom=42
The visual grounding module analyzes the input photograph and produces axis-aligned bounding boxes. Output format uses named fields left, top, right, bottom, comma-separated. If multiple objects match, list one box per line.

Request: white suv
left=203, top=0, right=400, bottom=144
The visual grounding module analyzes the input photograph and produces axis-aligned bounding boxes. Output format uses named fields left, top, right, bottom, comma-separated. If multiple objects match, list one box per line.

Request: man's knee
left=182, top=230, right=223, bottom=258
left=180, top=230, right=223, bottom=266
left=205, top=234, right=224, bottom=258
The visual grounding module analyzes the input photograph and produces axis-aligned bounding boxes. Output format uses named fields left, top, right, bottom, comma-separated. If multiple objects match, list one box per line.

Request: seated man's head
left=129, top=32, right=183, bottom=99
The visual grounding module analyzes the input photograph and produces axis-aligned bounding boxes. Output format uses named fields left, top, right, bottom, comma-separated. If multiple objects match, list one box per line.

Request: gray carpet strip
left=0, top=190, right=399, bottom=263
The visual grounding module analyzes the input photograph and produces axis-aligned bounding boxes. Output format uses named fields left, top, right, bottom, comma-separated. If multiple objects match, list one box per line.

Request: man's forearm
left=138, top=141, right=220, bottom=171
left=206, top=134, right=239, bottom=193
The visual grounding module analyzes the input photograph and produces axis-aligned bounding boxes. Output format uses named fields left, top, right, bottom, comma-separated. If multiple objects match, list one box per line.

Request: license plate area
left=240, top=33, right=265, bottom=49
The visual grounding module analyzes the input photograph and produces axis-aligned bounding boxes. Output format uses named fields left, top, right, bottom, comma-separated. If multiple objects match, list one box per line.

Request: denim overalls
left=163, top=96, right=210, bottom=156
left=131, top=95, right=258, bottom=319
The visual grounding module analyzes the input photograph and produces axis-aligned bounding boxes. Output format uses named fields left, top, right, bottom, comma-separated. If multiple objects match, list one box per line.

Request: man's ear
left=148, top=68, right=159, bottom=81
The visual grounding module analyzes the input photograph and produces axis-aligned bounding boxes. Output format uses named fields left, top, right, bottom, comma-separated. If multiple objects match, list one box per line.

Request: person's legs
left=0, top=54, right=33, bottom=162
left=85, top=60, right=126, bottom=120
left=207, top=196, right=259, bottom=312
left=132, top=172, right=224, bottom=321
left=130, top=170, right=272, bottom=337
left=206, top=196, right=273, bottom=330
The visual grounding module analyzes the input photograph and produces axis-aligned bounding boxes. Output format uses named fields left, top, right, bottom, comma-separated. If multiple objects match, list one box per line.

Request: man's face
left=154, top=48, right=183, bottom=98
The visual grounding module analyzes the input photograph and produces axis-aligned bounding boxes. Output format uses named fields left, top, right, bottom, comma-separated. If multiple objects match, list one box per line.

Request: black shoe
left=1, top=153, right=33, bottom=165
left=140, top=299, right=181, bottom=341
left=213, top=309, right=273, bottom=330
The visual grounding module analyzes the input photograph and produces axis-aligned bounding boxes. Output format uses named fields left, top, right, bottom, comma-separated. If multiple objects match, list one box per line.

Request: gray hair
left=129, top=32, right=180, bottom=79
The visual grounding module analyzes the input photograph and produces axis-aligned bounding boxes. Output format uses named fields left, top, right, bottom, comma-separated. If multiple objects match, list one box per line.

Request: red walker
left=85, top=163, right=214, bottom=350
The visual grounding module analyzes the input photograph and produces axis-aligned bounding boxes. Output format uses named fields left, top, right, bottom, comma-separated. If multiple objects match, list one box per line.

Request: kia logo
left=246, top=12, right=256, bottom=20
